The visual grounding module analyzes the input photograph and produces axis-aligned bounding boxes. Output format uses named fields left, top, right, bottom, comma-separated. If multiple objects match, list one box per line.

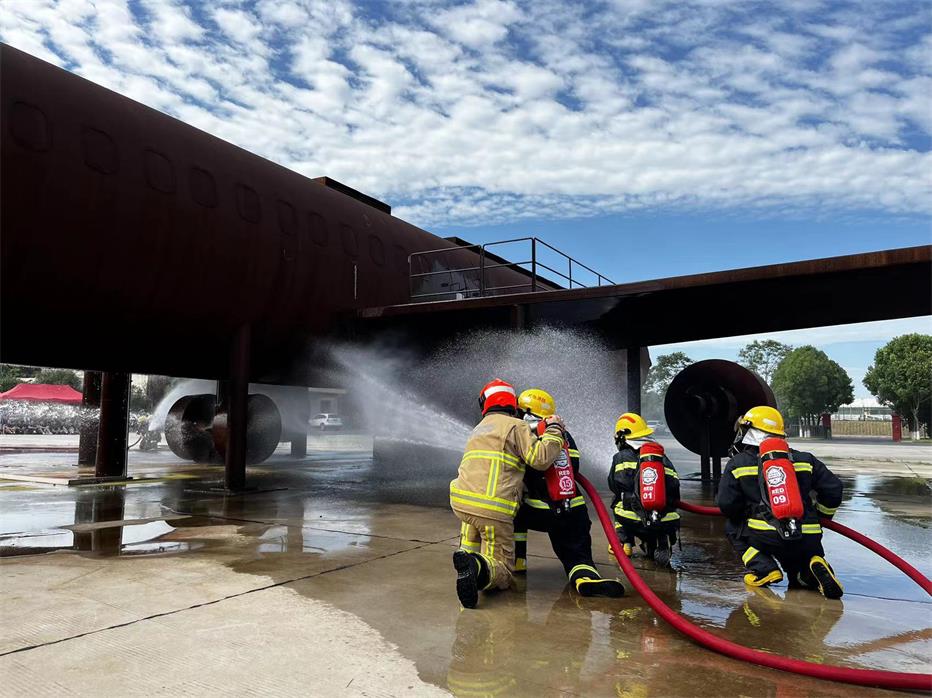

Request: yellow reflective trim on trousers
left=816, top=502, right=838, bottom=516
left=613, top=504, right=640, bottom=520
left=801, top=523, right=822, bottom=534
left=570, top=496, right=586, bottom=508
left=486, top=525, right=495, bottom=559
left=451, top=495, right=517, bottom=516
left=733, top=466, right=759, bottom=478
left=451, top=485, right=516, bottom=508
left=793, top=462, right=813, bottom=473
left=569, top=564, right=599, bottom=579
left=664, top=468, right=679, bottom=479
left=747, top=518, right=776, bottom=531
left=661, top=512, right=680, bottom=522
left=742, top=546, right=760, bottom=565
left=514, top=532, right=528, bottom=541
left=524, top=498, right=550, bottom=509
left=460, top=541, right=480, bottom=551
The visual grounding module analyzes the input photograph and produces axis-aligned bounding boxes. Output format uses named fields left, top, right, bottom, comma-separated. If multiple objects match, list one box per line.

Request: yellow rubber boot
left=809, top=556, right=844, bottom=599
left=743, top=569, right=783, bottom=587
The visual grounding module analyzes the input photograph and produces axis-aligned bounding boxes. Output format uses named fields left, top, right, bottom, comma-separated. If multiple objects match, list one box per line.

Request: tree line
left=643, top=334, right=932, bottom=439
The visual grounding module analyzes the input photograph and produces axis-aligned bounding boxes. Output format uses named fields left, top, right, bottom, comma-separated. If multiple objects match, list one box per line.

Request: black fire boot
left=453, top=550, right=490, bottom=608
left=572, top=568, right=625, bottom=598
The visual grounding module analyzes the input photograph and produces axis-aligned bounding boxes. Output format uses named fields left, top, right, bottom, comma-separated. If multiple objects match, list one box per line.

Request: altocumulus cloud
left=1, top=0, right=929, bottom=226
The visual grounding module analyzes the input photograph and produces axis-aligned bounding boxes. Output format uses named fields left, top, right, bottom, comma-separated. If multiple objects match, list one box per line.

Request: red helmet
left=478, top=379, right=517, bottom=414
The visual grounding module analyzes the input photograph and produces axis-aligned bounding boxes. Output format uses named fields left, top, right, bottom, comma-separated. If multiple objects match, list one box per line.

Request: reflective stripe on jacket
left=451, top=412, right=565, bottom=522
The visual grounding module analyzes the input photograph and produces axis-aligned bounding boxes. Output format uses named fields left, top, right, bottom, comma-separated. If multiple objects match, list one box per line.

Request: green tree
left=863, top=334, right=932, bottom=439
left=771, top=346, right=853, bottom=431
left=33, top=368, right=82, bottom=390
left=738, top=340, right=792, bottom=383
left=0, top=364, right=39, bottom=392
left=130, top=385, right=150, bottom=412
left=643, top=352, right=693, bottom=419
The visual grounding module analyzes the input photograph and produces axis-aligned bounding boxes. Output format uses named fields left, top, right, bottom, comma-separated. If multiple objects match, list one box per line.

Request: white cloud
left=0, top=0, right=929, bottom=227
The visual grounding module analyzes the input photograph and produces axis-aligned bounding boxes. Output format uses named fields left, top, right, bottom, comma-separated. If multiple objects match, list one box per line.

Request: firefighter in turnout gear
left=513, top=389, right=625, bottom=598
left=715, top=406, right=844, bottom=599
left=451, top=379, right=568, bottom=608
left=608, top=413, right=681, bottom=567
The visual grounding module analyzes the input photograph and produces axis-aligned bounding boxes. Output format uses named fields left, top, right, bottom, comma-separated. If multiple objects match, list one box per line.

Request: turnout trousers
left=513, top=502, right=601, bottom=582
left=454, top=510, right=515, bottom=591
left=727, top=528, right=825, bottom=581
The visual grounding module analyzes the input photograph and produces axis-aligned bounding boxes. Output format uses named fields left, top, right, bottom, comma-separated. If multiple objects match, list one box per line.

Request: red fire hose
left=677, top=500, right=932, bottom=595
left=576, top=474, right=932, bottom=691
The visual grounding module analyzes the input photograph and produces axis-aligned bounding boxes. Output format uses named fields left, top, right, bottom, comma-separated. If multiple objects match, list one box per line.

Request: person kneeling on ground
left=715, top=406, right=844, bottom=599
left=608, top=413, right=681, bottom=567
left=450, top=379, right=567, bottom=608
left=513, top=388, right=625, bottom=598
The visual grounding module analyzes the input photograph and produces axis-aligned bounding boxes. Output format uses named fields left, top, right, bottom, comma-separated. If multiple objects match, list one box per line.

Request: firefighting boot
left=571, top=566, right=626, bottom=598
left=453, top=550, right=488, bottom=609
left=653, top=547, right=672, bottom=568
left=809, top=556, right=844, bottom=599
left=743, top=569, right=783, bottom=588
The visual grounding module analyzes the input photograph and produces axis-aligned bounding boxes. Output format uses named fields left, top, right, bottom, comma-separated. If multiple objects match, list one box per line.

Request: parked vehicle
left=310, top=413, right=343, bottom=430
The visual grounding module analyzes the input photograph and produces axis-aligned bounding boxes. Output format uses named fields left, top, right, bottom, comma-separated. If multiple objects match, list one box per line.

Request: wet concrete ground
left=0, top=438, right=929, bottom=696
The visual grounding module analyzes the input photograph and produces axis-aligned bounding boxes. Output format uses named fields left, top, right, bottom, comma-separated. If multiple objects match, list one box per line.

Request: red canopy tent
left=0, top=383, right=83, bottom=404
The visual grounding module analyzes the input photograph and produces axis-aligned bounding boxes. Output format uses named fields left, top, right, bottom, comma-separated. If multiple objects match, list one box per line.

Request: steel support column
left=78, top=370, right=102, bottom=466
left=225, top=324, right=251, bottom=491
left=626, top=345, right=641, bottom=414
left=94, top=372, right=130, bottom=478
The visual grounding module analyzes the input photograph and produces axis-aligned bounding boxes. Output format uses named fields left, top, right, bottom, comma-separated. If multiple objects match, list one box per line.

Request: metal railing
left=408, top=237, right=614, bottom=302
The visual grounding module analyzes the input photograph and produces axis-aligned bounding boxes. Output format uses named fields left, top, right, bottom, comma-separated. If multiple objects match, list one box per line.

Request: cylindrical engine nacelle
left=164, top=393, right=282, bottom=464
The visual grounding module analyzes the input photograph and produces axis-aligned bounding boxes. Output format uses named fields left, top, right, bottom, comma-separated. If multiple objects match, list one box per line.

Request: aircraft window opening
left=189, top=166, right=218, bottom=207
left=144, top=149, right=175, bottom=193
left=10, top=101, right=50, bottom=151
left=82, top=126, right=118, bottom=174
left=235, top=183, right=261, bottom=222
left=368, top=234, right=385, bottom=266
left=341, top=223, right=359, bottom=257
left=308, top=211, right=328, bottom=246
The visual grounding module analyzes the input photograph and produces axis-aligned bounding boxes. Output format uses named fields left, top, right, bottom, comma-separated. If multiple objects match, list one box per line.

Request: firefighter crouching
left=608, top=413, right=681, bottom=567
left=451, top=379, right=567, bottom=609
left=715, top=406, right=844, bottom=599
left=513, top=389, right=625, bottom=598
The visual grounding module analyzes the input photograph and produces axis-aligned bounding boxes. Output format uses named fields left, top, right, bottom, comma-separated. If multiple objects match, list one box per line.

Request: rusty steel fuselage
left=0, top=44, right=529, bottom=384
left=2, top=43, right=931, bottom=388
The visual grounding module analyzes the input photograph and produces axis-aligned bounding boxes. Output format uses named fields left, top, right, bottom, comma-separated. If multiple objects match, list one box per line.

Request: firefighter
left=715, top=406, right=844, bottom=598
left=608, top=413, right=681, bottom=567
left=450, top=379, right=567, bottom=609
left=513, top=388, right=625, bottom=598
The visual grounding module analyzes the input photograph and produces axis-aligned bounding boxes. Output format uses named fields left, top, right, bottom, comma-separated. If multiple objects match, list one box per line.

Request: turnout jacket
left=716, top=446, right=843, bottom=542
left=450, top=411, right=565, bottom=522
left=607, top=444, right=681, bottom=525
left=522, top=429, right=586, bottom=512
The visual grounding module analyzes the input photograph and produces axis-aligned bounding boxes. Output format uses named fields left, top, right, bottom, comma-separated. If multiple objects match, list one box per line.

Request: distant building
left=832, top=397, right=893, bottom=421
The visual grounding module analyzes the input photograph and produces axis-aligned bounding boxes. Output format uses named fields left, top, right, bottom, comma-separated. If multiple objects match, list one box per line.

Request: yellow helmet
left=736, top=406, right=785, bottom=436
left=614, top=412, right=653, bottom=440
left=518, top=388, right=556, bottom=417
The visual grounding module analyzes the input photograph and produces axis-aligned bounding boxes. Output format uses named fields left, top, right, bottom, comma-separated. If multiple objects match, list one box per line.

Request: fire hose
left=576, top=473, right=932, bottom=691
left=677, top=500, right=932, bottom=595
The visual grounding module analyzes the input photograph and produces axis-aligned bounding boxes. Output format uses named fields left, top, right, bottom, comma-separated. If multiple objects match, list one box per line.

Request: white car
left=310, top=413, right=343, bottom=430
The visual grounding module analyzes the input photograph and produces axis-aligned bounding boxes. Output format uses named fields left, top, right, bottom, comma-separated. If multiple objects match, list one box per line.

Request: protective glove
left=543, top=414, right=565, bottom=433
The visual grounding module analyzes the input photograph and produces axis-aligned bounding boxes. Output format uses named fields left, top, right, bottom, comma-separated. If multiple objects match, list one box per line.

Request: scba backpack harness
left=756, top=437, right=804, bottom=540
left=637, top=442, right=667, bottom=525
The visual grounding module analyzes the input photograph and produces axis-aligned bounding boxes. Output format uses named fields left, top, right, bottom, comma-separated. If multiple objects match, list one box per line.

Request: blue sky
left=2, top=0, right=929, bottom=396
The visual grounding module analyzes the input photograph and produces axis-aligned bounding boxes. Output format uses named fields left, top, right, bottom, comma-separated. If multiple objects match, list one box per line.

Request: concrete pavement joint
left=0, top=539, right=440, bottom=659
